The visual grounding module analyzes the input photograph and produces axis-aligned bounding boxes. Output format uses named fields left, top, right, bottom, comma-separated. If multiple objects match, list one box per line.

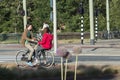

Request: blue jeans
left=35, top=45, right=45, bottom=59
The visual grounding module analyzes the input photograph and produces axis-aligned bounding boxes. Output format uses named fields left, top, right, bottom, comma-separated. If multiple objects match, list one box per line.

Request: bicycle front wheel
left=15, top=50, right=29, bottom=68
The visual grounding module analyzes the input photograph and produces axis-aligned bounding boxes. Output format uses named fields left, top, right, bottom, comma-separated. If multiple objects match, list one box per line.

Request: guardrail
left=0, top=31, right=120, bottom=42
left=0, top=33, right=21, bottom=41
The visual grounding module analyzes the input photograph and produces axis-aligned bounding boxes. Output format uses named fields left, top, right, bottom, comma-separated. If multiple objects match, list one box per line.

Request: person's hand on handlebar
left=31, top=39, right=35, bottom=41
left=31, top=37, right=37, bottom=42
left=29, top=38, right=37, bottom=44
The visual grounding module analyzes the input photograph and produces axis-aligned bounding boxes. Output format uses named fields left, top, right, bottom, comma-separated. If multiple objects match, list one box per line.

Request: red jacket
left=38, top=33, right=53, bottom=49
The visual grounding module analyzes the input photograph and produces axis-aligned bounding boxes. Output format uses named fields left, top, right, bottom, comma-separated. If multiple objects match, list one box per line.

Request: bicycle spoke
left=16, top=50, right=28, bottom=68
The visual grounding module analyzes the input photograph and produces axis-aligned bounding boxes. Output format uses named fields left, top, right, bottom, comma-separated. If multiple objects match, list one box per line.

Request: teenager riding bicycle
left=33, top=23, right=53, bottom=66
left=21, top=24, right=37, bottom=66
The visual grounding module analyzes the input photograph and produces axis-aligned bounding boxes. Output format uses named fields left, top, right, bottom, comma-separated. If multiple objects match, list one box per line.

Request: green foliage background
left=0, top=0, right=120, bottom=33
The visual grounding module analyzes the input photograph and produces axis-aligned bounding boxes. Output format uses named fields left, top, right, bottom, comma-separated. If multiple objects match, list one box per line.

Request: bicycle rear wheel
left=15, top=50, right=29, bottom=68
left=39, top=51, right=54, bottom=68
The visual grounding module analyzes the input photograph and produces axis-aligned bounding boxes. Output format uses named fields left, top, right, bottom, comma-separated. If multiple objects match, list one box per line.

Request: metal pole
left=94, top=7, right=98, bottom=41
left=95, top=17, right=98, bottom=41
left=89, top=0, right=95, bottom=45
left=79, top=2, right=84, bottom=45
left=81, top=16, right=84, bottom=44
left=61, top=58, right=64, bottom=80
left=50, top=0, right=53, bottom=21
left=23, top=0, right=27, bottom=30
left=53, top=0, right=57, bottom=54
left=106, top=0, right=110, bottom=39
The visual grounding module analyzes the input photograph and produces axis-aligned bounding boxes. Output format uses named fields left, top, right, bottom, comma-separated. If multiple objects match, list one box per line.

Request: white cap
left=41, top=23, right=49, bottom=31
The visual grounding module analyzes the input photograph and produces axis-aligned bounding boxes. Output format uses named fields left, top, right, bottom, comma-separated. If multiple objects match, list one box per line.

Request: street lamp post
left=23, top=0, right=27, bottom=30
left=53, top=0, right=57, bottom=54
left=106, top=0, right=110, bottom=39
left=89, top=0, right=95, bottom=45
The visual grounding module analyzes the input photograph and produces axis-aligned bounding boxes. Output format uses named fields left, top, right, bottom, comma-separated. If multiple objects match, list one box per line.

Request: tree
left=0, top=0, right=120, bottom=33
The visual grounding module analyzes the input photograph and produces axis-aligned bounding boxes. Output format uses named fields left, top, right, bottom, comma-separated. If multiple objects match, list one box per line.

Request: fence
left=0, top=31, right=120, bottom=43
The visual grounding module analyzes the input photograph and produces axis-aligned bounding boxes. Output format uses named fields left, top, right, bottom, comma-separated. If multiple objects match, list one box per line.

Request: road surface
left=0, top=45, right=120, bottom=65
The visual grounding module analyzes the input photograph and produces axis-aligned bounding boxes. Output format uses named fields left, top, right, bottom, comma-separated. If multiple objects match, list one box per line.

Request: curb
left=63, top=44, right=120, bottom=48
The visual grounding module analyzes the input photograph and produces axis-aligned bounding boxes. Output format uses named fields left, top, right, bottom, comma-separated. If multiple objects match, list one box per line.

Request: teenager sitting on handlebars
left=34, top=23, right=53, bottom=65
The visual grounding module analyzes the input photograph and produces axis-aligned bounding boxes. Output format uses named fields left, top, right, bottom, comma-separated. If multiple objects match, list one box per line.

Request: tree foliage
left=0, top=0, right=120, bottom=33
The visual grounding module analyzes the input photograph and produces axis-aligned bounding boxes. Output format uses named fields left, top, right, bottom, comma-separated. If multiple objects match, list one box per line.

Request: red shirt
left=38, top=33, right=53, bottom=49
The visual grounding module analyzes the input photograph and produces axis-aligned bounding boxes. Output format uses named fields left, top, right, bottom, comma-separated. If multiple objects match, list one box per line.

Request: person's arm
left=38, top=34, right=47, bottom=45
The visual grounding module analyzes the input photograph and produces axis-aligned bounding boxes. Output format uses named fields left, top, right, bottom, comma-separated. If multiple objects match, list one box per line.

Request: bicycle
left=15, top=47, right=54, bottom=68
left=15, top=33, right=54, bottom=68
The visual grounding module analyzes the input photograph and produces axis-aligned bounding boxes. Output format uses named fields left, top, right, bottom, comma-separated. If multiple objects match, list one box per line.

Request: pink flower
left=56, top=47, right=71, bottom=59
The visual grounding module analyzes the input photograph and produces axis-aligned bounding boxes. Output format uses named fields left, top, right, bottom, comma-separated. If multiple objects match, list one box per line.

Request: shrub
left=0, top=65, right=118, bottom=80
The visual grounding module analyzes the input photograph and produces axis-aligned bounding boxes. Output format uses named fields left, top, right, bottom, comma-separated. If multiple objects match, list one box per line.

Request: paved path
left=0, top=39, right=120, bottom=65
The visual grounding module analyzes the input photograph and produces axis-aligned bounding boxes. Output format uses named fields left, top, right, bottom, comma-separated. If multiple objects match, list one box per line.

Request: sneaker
left=26, top=62, right=33, bottom=67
